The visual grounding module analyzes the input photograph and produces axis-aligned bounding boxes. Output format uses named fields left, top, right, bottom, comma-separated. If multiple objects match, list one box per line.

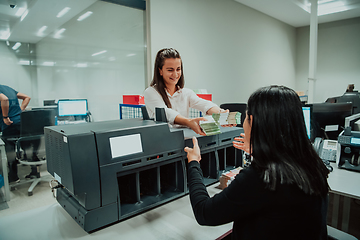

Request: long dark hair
left=150, top=48, right=184, bottom=108
left=247, top=85, right=329, bottom=196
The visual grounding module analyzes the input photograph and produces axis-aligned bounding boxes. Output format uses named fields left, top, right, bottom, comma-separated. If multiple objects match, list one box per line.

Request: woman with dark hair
left=185, top=85, right=330, bottom=239
left=144, top=48, right=227, bottom=136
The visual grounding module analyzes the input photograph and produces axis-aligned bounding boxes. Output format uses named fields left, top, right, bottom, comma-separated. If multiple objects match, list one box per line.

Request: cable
left=49, top=179, right=62, bottom=198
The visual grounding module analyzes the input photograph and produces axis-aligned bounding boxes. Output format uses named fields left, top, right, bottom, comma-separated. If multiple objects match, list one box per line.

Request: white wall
left=149, top=0, right=297, bottom=105
left=296, top=17, right=360, bottom=103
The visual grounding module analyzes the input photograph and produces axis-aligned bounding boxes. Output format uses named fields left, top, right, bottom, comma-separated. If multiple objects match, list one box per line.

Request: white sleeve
left=143, top=87, right=180, bottom=124
left=186, top=89, right=218, bottom=115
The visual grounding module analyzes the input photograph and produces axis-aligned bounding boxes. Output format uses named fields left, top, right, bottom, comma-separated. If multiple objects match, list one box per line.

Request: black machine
left=337, top=92, right=360, bottom=114
left=337, top=113, right=360, bottom=172
left=45, top=118, right=242, bottom=232
left=311, top=102, right=352, bottom=141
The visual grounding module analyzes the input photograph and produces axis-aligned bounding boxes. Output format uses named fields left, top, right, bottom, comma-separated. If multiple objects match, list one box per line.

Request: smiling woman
left=0, top=0, right=147, bottom=122
left=143, top=48, right=227, bottom=136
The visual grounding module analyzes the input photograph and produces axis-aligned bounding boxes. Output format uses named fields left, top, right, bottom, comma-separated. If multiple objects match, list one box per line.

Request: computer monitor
left=302, top=106, right=312, bottom=140
left=58, top=99, right=88, bottom=117
left=43, top=100, right=57, bottom=106
left=337, top=92, right=360, bottom=114
left=311, top=102, right=352, bottom=140
left=20, top=109, right=56, bottom=136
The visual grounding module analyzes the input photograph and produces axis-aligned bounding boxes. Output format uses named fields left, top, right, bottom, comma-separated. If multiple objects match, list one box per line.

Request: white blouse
left=143, top=86, right=217, bottom=125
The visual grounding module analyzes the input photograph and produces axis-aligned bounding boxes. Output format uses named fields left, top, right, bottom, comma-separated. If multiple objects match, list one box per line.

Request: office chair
left=9, top=109, right=56, bottom=196
left=219, top=103, right=247, bottom=127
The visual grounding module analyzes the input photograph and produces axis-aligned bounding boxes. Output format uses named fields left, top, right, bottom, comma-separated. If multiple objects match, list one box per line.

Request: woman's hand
left=184, top=137, right=202, bottom=163
left=233, top=133, right=250, bottom=154
left=187, top=117, right=207, bottom=136
left=220, top=109, right=237, bottom=127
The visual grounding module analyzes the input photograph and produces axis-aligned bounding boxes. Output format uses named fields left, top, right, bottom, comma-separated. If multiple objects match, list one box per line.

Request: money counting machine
left=45, top=118, right=242, bottom=232
left=337, top=113, right=360, bottom=172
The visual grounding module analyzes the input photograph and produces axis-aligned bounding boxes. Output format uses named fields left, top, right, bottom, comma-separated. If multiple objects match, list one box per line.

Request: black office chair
left=10, top=109, right=56, bottom=196
left=220, top=103, right=247, bottom=127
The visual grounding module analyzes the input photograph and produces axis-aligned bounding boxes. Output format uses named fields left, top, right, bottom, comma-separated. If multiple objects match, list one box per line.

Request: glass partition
left=0, top=0, right=146, bottom=122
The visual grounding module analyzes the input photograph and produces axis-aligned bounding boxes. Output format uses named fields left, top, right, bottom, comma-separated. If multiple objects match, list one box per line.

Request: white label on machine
left=325, top=125, right=338, bottom=132
left=54, top=172, right=62, bottom=184
left=110, top=134, right=143, bottom=158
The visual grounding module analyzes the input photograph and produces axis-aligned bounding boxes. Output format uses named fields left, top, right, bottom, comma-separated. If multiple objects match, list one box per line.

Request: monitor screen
left=21, top=109, right=56, bottom=136
left=302, top=106, right=311, bottom=140
left=311, top=102, right=352, bottom=140
left=58, top=99, right=88, bottom=117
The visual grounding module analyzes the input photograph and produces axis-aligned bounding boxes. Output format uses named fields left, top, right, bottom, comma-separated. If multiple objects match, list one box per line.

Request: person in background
left=0, top=84, right=39, bottom=182
left=144, top=48, right=232, bottom=136
left=185, top=85, right=330, bottom=239
left=346, top=84, right=355, bottom=92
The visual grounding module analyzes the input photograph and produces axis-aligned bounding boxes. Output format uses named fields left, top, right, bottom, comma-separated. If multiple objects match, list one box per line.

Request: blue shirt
left=0, top=85, right=21, bottom=131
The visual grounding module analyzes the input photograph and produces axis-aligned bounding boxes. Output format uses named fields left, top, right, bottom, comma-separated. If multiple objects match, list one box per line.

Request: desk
left=328, top=162, right=360, bottom=232
left=0, top=139, right=10, bottom=202
left=0, top=184, right=232, bottom=240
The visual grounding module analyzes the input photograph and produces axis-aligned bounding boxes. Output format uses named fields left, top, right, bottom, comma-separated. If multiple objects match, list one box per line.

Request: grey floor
left=1, top=163, right=360, bottom=239
left=0, top=163, right=57, bottom=218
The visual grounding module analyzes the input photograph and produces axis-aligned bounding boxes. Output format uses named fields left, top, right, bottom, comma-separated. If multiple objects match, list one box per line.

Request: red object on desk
left=197, top=94, right=212, bottom=101
left=123, top=95, right=145, bottom=105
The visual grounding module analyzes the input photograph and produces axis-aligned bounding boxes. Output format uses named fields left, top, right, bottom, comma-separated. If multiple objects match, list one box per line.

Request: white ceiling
left=235, top=0, right=360, bottom=27
left=1, top=0, right=360, bottom=44
left=0, top=0, right=96, bottom=43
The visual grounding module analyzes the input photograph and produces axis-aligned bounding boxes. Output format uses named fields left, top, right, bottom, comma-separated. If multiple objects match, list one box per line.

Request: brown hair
left=150, top=48, right=184, bottom=108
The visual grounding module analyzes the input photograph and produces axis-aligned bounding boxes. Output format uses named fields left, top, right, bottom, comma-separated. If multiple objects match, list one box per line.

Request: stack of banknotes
left=199, top=112, right=241, bottom=136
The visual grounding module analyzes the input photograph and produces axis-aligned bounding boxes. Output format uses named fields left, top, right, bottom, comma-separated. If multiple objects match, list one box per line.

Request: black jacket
left=188, top=161, right=328, bottom=240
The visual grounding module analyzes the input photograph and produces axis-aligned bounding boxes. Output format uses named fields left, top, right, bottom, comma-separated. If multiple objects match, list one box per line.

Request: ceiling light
left=37, top=26, right=48, bottom=37
left=92, top=50, right=107, bottom=56
left=77, top=11, right=93, bottom=21
left=127, top=53, right=136, bottom=57
left=76, top=63, right=88, bottom=68
left=301, top=0, right=355, bottom=16
left=0, top=30, right=10, bottom=40
left=12, top=42, right=21, bottom=50
left=20, top=9, right=29, bottom=21
left=18, top=59, right=30, bottom=65
left=42, top=61, right=55, bottom=66
left=57, top=7, right=71, bottom=18
left=54, top=28, right=66, bottom=39
left=108, top=57, right=116, bottom=61
left=15, top=7, right=26, bottom=16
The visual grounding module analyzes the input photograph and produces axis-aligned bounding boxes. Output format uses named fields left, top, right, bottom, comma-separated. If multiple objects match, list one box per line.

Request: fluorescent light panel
left=12, top=42, right=21, bottom=50
left=301, top=0, right=357, bottom=16
left=0, top=31, right=10, bottom=40
left=15, top=7, right=26, bottom=16
left=37, top=26, right=48, bottom=37
left=54, top=28, right=66, bottom=39
left=77, top=11, right=93, bottom=21
left=57, top=7, right=71, bottom=18
left=92, top=50, right=107, bottom=56
left=42, top=61, right=55, bottom=66
left=20, top=9, right=29, bottom=21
